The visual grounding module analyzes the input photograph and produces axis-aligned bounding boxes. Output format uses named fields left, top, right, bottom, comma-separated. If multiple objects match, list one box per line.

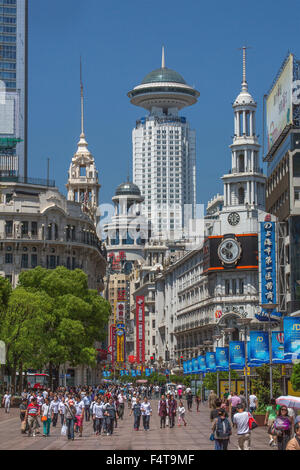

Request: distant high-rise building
left=128, top=48, right=199, bottom=239
left=0, top=0, right=28, bottom=178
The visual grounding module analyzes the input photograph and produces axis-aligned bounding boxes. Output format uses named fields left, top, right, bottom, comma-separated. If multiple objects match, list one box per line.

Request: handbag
left=209, top=433, right=215, bottom=441
left=21, top=420, right=27, bottom=432
left=248, top=413, right=258, bottom=430
left=41, top=416, right=47, bottom=422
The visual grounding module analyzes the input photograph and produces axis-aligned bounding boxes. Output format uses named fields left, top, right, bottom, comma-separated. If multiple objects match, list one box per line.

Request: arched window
left=238, top=153, right=245, bottom=172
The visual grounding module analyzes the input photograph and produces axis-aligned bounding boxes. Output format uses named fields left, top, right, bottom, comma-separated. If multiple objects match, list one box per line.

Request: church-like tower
left=66, top=63, right=100, bottom=225
left=222, top=47, right=266, bottom=211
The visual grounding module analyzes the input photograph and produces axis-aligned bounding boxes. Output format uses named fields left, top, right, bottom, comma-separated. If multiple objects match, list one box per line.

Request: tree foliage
left=291, top=363, right=300, bottom=392
left=251, top=364, right=282, bottom=410
left=0, top=267, right=111, bottom=388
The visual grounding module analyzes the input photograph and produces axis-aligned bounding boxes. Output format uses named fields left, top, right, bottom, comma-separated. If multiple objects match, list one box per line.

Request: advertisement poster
left=249, top=331, right=269, bottom=364
left=260, top=221, right=277, bottom=309
left=266, top=53, right=293, bottom=152
left=229, top=341, right=245, bottom=369
left=284, top=317, right=300, bottom=361
left=216, top=347, right=229, bottom=371
left=183, top=361, right=188, bottom=375
left=192, top=357, right=198, bottom=373
left=136, top=296, right=145, bottom=363
left=272, top=331, right=290, bottom=364
left=198, top=355, right=206, bottom=373
left=205, top=352, right=216, bottom=372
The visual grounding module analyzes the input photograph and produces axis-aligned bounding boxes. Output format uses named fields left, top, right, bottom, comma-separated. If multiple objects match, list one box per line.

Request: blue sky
left=28, top=0, right=300, bottom=207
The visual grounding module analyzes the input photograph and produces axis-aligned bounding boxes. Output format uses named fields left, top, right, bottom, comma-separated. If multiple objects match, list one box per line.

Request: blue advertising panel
left=216, top=347, right=229, bottom=371
left=205, top=352, right=217, bottom=372
left=131, top=370, right=136, bottom=377
left=198, top=356, right=206, bottom=373
left=250, top=331, right=269, bottom=364
left=229, top=341, right=245, bottom=369
left=136, top=369, right=141, bottom=376
left=120, top=370, right=124, bottom=377
left=192, top=357, right=198, bottom=373
left=145, top=368, right=150, bottom=376
left=272, top=331, right=291, bottom=364
left=125, top=370, right=129, bottom=376
left=183, top=361, right=188, bottom=375
left=284, top=317, right=300, bottom=361
left=187, top=359, right=193, bottom=374
left=260, top=221, right=277, bottom=307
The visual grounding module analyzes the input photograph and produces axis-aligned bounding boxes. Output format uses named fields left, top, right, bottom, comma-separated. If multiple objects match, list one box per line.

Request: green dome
left=115, top=182, right=141, bottom=197
left=141, top=67, right=186, bottom=85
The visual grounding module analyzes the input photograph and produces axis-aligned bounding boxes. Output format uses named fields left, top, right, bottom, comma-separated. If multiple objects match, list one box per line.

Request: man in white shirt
left=140, top=397, right=152, bottom=431
left=3, top=392, right=11, bottom=413
left=117, top=391, right=125, bottom=420
left=92, top=397, right=104, bottom=435
left=248, top=394, right=258, bottom=414
left=233, top=404, right=251, bottom=450
left=49, top=396, right=60, bottom=427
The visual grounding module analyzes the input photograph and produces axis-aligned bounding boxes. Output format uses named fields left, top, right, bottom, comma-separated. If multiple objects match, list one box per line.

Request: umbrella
left=276, top=396, right=300, bottom=409
left=177, top=385, right=183, bottom=389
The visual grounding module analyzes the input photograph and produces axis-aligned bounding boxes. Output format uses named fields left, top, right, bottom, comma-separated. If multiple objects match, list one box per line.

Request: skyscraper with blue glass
left=0, top=0, right=27, bottom=178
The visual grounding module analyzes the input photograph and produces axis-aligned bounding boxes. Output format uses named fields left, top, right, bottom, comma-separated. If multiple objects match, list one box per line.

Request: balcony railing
left=0, top=176, right=56, bottom=187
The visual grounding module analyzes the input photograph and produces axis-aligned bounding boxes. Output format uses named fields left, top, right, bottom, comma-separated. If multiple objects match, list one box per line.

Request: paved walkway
left=0, top=402, right=274, bottom=450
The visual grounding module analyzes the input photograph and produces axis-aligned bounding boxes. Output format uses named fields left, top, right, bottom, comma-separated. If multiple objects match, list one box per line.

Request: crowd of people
left=1, top=384, right=300, bottom=450
left=207, top=389, right=300, bottom=451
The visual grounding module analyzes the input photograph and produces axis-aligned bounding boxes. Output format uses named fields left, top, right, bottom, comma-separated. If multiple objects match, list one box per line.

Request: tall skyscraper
left=0, top=0, right=28, bottom=178
left=128, top=48, right=199, bottom=239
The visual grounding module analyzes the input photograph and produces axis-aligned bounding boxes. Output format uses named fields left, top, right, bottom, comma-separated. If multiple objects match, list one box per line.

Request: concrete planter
left=253, top=414, right=266, bottom=427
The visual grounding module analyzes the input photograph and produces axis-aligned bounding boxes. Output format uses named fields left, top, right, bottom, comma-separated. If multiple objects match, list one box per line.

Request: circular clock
left=218, top=238, right=242, bottom=264
left=228, top=212, right=240, bottom=226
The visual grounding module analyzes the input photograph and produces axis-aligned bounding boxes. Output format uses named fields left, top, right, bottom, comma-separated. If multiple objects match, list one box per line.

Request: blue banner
left=145, top=368, right=150, bottom=376
left=216, top=347, right=229, bottom=371
left=206, top=352, right=217, bottom=372
left=192, top=358, right=198, bottom=374
left=260, top=221, right=277, bottom=307
left=136, top=369, right=141, bottom=376
left=183, top=361, right=188, bottom=375
left=125, top=370, right=129, bottom=376
left=250, top=331, right=269, bottom=364
left=229, top=341, right=245, bottom=369
left=187, top=359, right=193, bottom=374
left=120, top=370, right=124, bottom=377
left=131, top=370, right=136, bottom=377
left=284, top=317, right=300, bottom=361
left=272, top=331, right=291, bottom=364
left=198, top=356, right=206, bottom=373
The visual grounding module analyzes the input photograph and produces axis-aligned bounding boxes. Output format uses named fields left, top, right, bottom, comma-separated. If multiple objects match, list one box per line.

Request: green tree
left=17, top=267, right=111, bottom=387
left=251, top=365, right=282, bottom=410
left=291, top=363, right=300, bottom=392
left=202, top=371, right=239, bottom=394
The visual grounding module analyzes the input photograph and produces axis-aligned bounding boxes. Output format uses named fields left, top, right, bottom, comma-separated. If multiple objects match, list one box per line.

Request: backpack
left=274, top=416, right=291, bottom=431
left=215, top=417, right=231, bottom=438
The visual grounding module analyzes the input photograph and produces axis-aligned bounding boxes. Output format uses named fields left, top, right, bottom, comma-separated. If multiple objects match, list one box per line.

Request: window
left=21, top=221, right=28, bottom=236
left=31, top=222, right=38, bottom=236
left=5, top=220, right=12, bottom=235
left=225, top=280, right=230, bottom=295
left=31, top=254, right=38, bottom=268
left=21, top=254, right=28, bottom=269
left=239, top=279, right=244, bottom=295
left=238, top=187, right=245, bottom=205
left=5, top=253, right=13, bottom=263
left=232, top=279, right=237, bottom=295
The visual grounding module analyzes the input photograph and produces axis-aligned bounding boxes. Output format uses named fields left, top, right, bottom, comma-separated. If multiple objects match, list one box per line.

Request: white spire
left=161, top=45, right=165, bottom=69
left=80, top=56, right=85, bottom=137
left=241, top=46, right=248, bottom=92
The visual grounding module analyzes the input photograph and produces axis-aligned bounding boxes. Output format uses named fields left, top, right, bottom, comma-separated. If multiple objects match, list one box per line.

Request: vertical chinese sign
left=260, top=221, right=277, bottom=308
left=136, top=296, right=145, bottom=364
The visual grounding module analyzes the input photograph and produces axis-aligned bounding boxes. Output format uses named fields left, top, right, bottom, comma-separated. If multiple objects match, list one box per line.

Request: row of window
left=0, top=60, right=15, bottom=69
left=0, top=7, right=16, bottom=14
left=0, top=34, right=16, bottom=42
left=4, top=253, right=78, bottom=270
left=0, top=16, right=16, bottom=23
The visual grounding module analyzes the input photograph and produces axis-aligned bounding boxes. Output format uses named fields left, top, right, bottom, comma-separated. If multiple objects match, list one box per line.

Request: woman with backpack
left=212, top=408, right=232, bottom=450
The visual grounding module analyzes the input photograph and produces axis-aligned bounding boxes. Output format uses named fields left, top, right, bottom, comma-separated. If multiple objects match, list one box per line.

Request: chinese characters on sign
left=260, top=221, right=277, bottom=307
left=136, top=296, right=145, bottom=364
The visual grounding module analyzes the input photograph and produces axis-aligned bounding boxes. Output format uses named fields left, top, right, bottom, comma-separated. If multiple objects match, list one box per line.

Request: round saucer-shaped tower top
left=128, top=47, right=199, bottom=111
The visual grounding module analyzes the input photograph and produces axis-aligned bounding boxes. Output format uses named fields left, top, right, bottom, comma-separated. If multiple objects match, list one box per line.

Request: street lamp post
left=212, top=334, right=222, bottom=397
left=237, top=318, right=252, bottom=411
left=261, top=303, right=278, bottom=400
left=223, top=328, right=235, bottom=396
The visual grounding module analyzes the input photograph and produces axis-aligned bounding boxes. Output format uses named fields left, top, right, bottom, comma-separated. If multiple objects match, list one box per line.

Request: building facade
left=128, top=48, right=199, bottom=239
left=0, top=0, right=28, bottom=178
left=155, top=50, right=270, bottom=370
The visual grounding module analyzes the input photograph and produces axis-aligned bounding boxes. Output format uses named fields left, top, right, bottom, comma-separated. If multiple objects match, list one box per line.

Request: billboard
left=259, top=221, right=277, bottom=308
left=216, top=347, right=229, bottom=371
left=136, top=296, right=145, bottom=363
left=267, top=53, right=293, bottom=152
left=249, top=331, right=269, bottom=364
left=198, top=356, right=206, bottom=373
left=229, top=341, right=245, bottom=369
left=284, top=317, right=300, bottom=361
left=272, top=331, right=291, bottom=364
left=205, top=352, right=217, bottom=372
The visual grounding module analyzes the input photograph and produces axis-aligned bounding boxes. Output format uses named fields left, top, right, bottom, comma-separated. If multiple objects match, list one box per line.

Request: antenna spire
left=239, top=46, right=251, bottom=92
left=161, top=45, right=165, bottom=68
left=80, top=56, right=85, bottom=136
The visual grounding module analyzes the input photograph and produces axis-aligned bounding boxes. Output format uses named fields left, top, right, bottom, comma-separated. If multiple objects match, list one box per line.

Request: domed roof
left=233, top=89, right=256, bottom=106
left=115, top=181, right=141, bottom=197
left=141, top=67, right=186, bottom=85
